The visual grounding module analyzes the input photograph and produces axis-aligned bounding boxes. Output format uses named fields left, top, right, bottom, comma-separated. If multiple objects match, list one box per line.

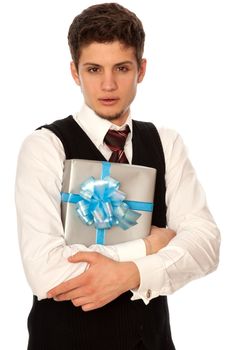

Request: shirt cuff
left=130, top=253, right=167, bottom=304
left=89, top=239, right=146, bottom=262
left=110, top=239, right=146, bottom=262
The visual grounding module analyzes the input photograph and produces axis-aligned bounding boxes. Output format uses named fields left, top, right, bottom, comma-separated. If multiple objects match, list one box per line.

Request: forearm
left=132, top=214, right=220, bottom=304
left=130, top=129, right=221, bottom=304
left=17, top=214, right=146, bottom=300
left=15, top=129, right=149, bottom=299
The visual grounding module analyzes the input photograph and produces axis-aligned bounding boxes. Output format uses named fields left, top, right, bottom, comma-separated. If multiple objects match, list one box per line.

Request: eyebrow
left=82, top=61, right=134, bottom=67
left=115, top=61, right=134, bottom=66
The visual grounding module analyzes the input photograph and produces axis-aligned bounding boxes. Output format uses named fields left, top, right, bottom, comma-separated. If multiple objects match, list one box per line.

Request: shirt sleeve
left=131, top=129, right=221, bottom=304
left=15, top=129, right=146, bottom=301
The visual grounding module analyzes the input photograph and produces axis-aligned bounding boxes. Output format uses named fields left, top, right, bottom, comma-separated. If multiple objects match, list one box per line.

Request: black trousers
left=27, top=292, right=175, bottom=350
left=133, top=341, right=149, bottom=349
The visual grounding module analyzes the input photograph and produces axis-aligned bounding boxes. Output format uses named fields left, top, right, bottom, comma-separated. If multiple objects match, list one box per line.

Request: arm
left=15, top=128, right=172, bottom=300
left=47, top=226, right=176, bottom=311
left=130, top=129, right=221, bottom=304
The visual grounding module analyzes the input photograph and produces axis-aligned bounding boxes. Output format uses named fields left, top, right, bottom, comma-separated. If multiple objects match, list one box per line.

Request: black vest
left=28, top=116, right=175, bottom=350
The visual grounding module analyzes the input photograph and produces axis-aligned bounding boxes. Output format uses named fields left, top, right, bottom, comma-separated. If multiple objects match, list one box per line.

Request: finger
left=150, top=226, right=162, bottom=234
left=55, top=287, right=87, bottom=302
left=47, top=274, right=85, bottom=298
left=72, top=295, right=94, bottom=308
left=81, top=299, right=113, bottom=311
left=82, top=303, right=97, bottom=312
left=171, top=229, right=177, bottom=237
left=68, top=251, right=100, bottom=264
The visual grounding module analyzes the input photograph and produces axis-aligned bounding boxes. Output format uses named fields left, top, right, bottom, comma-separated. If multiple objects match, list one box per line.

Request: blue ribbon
left=61, top=161, right=153, bottom=244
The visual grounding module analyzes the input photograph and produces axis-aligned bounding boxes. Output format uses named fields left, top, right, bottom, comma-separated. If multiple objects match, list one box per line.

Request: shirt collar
left=73, top=103, right=133, bottom=148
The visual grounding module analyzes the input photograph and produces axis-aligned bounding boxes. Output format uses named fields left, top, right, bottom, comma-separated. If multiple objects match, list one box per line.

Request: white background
left=0, top=0, right=231, bottom=349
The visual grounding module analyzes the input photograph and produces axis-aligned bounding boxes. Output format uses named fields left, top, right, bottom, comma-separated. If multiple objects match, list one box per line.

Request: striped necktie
left=104, top=125, right=130, bottom=163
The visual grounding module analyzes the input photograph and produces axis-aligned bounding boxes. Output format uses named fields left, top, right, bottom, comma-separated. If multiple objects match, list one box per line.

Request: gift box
left=61, top=159, right=156, bottom=246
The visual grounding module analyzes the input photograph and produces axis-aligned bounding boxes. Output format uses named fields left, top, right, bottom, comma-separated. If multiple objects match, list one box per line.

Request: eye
left=116, top=66, right=129, bottom=72
left=87, top=67, right=101, bottom=73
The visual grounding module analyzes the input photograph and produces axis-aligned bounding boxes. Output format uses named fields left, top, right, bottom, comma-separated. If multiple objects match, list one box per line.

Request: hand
left=47, top=252, right=140, bottom=311
left=143, top=226, right=176, bottom=255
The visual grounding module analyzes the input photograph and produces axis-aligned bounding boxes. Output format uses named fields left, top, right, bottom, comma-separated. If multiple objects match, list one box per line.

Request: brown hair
left=68, top=2, right=145, bottom=68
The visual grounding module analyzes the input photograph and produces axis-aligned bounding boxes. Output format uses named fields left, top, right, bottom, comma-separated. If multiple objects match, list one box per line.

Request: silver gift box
left=61, top=159, right=156, bottom=246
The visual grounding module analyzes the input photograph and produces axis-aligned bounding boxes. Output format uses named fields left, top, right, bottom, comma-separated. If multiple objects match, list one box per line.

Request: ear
left=137, top=58, right=147, bottom=83
left=70, top=61, right=80, bottom=85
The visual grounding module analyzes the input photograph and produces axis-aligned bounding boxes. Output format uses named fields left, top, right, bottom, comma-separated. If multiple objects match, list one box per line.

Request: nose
left=101, top=72, right=117, bottom=91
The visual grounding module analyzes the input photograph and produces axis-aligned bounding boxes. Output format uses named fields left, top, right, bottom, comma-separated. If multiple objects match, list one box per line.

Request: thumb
left=68, top=251, right=100, bottom=264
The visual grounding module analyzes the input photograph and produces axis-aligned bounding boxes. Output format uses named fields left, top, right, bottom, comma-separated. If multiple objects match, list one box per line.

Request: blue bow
left=76, top=176, right=141, bottom=235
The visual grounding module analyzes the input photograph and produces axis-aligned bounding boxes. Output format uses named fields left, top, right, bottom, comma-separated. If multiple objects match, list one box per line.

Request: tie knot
left=104, top=125, right=130, bottom=152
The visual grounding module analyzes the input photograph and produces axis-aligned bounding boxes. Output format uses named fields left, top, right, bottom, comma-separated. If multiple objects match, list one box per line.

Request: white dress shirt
left=15, top=104, right=220, bottom=303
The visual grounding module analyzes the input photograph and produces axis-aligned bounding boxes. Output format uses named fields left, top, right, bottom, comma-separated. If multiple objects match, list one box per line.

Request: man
left=15, top=3, right=220, bottom=350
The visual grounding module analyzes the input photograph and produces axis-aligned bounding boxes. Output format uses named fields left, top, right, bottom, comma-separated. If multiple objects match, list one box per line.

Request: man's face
left=71, top=41, right=146, bottom=125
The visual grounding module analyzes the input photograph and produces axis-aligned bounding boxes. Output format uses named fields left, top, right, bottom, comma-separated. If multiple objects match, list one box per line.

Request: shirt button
left=146, top=289, right=152, bottom=299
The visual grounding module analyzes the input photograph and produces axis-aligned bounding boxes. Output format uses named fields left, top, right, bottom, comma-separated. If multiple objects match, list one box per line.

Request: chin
left=95, top=110, right=125, bottom=122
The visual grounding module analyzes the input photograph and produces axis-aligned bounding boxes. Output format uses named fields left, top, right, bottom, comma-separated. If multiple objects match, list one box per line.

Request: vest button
left=146, top=289, right=152, bottom=299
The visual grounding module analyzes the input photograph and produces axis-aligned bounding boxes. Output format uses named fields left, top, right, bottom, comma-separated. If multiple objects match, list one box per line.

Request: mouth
left=98, top=97, right=120, bottom=106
